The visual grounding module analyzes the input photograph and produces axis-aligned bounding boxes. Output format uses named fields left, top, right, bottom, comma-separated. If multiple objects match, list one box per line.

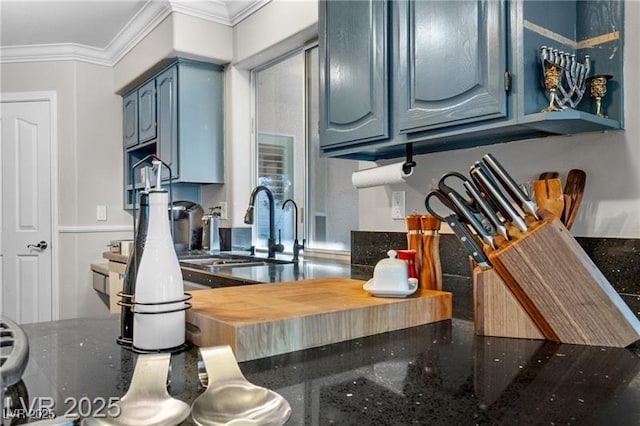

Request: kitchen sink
left=179, top=253, right=294, bottom=272
left=182, top=258, right=264, bottom=266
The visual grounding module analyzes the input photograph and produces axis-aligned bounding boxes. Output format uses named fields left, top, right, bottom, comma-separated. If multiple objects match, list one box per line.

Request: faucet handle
left=274, top=230, right=284, bottom=253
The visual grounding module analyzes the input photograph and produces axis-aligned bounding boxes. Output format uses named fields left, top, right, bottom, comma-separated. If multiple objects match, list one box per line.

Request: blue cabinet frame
left=319, top=0, right=389, bottom=148
left=121, top=58, right=224, bottom=209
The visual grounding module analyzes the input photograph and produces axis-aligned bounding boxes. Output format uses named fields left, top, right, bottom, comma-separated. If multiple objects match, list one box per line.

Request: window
left=252, top=45, right=359, bottom=253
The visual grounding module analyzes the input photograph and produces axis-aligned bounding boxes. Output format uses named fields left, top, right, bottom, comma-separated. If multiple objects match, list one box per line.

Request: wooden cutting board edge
left=184, top=277, right=453, bottom=361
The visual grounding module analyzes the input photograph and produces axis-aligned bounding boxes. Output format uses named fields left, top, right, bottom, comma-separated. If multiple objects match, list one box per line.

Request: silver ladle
left=82, top=353, right=190, bottom=426
left=191, top=345, right=291, bottom=426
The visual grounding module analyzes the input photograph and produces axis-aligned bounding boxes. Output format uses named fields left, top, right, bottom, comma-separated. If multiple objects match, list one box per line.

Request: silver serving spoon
left=82, top=353, right=190, bottom=426
left=191, top=345, right=291, bottom=426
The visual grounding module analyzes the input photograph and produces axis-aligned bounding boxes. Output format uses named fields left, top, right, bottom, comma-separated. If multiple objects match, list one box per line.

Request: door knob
left=27, top=241, right=48, bottom=250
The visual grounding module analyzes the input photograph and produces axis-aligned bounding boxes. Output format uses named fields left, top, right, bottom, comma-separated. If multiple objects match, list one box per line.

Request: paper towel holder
left=402, top=144, right=416, bottom=175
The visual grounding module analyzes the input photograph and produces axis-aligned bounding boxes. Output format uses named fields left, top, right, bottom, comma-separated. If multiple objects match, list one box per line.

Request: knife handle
left=446, top=215, right=491, bottom=269
left=470, top=165, right=528, bottom=233
left=482, top=153, right=539, bottom=219
left=446, top=191, right=495, bottom=250
left=463, top=180, right=509, bottom=241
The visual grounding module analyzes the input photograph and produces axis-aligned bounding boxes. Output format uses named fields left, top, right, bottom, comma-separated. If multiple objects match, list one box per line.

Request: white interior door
left=0, top=99, right=53, bottom=324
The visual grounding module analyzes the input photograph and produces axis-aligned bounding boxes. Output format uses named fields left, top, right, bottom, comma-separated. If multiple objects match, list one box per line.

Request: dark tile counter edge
left=351, top=231, right=640, bottom=295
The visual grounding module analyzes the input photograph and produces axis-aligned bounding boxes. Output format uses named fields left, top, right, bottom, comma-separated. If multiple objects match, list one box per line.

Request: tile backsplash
left=351, top=231, right=640, bottom=296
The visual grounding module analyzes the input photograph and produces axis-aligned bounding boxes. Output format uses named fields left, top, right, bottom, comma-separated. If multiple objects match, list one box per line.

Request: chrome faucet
left=244, top=185, right=284, bottom=258
left=282, top=199, right=304, bottom=262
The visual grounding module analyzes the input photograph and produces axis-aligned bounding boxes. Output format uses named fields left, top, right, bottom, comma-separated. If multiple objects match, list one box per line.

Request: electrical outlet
left=391, top=191, right=405, bottom=220
left=219, top=202, right=228, bottom=220
left=96, top=205, right=107, bottom=221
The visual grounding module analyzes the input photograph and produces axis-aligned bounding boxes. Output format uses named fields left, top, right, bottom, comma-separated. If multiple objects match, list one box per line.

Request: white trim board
left=58, top=225, right=133, bottom=234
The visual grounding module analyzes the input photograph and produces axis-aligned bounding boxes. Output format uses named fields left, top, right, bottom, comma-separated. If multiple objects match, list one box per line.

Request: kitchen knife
left=424, top=190, right=491, bottom=269
left=445, top=190, right=496, bottom=250
left=445, top=215, right=491, bottom=269
left=469, top=161, right=512, bottom=219
left=470, top=164, right=528, bottom=232
left=482, top=153, right=540, bottom=219
left=462, top=180, right=509, bottom=241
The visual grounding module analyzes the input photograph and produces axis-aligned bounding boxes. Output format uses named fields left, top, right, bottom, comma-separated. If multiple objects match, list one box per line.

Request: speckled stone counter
left=8, top=275, right=640, bottom=425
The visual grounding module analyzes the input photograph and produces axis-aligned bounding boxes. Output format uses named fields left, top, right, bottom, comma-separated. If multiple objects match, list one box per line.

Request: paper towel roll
left=352, top=162, right=413, bottom=189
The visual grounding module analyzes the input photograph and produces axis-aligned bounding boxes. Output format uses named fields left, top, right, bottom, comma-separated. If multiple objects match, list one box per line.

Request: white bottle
left=133, top=162, right=185, bottom=351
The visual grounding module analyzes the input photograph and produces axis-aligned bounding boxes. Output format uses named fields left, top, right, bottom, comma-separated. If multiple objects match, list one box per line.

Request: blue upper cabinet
left=156, top=66, right=177, bottom=181
left=137, top=80, right=157, bottom=143
left=394, top=0, right=506, bottom=133
left=319, top=0, right=624, bottom=161
left=122, top=92, right=138, bottom=148
left=121, top=59, right=224, bottom=209
left=319, top=0, right=389, bottom=149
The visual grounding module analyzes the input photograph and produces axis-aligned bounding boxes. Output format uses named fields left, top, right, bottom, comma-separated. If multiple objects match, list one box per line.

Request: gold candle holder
left=542, top=60, right=563, bottom=112
left=587, top=74, right=613, bottom=117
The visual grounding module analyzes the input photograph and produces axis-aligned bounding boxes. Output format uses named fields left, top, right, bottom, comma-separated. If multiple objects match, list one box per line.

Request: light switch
left=96, top=205, right=107, bottom=221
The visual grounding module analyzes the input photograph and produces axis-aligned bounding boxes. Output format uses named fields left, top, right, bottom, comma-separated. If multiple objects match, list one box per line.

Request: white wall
left=358, top=1, right=640, bottom=239
left=113, top=13, right=233, bottom=93
left=113, top=15, right=175, bottom=93
left=201, top=65, right=252, bottom=228
left=201, top=0, right=318, bottom=228
left=1, top=61, right=132, bottom=319
left=233, top=0, right=317, bottom=64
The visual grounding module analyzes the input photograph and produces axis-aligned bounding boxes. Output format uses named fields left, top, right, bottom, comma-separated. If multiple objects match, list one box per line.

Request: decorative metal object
left=540, top=46, right=590, bottom=110
left=541, top=60, right=563, bottom=112
left=83, top=354, right=191, bottom=426
left=587, top=74, right=613, bottom=117
left=192, top=345, right=292, bottom=425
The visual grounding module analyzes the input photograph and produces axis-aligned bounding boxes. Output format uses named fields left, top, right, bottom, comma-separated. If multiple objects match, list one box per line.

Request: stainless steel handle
left=470, top=166, right=528, bottom=232
left=27, top=240, right=48, bottom=250
left=482, top=153, right=539, bottom=219
left=447, top=191, right=496, bottom=249
left=463, top=180, right=509, bottom=241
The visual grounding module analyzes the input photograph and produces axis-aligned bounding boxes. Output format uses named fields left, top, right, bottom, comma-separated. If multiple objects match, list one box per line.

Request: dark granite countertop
left=7, top=275, right=640, bottom=425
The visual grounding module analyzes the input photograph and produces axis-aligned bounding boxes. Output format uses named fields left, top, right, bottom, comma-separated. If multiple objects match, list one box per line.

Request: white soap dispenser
left=133, top=161, right=186, bottom=351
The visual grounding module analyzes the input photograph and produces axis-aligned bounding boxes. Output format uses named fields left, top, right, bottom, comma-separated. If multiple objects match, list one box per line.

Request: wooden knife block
left=473, top=267, right=544, bottom=340
left=473, top=214, right=640, bottom=347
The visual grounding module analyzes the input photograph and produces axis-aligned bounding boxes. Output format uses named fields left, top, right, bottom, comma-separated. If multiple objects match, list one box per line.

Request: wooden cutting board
left=185, top=278, right=452, bottom=361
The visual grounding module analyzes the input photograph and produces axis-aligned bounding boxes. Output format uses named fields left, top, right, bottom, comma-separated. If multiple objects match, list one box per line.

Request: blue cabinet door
left=319, top=0, right=389, bottom=148
left=156, top=66, right=178, bottom=180
left=123, top=92, right=138, bottom=147
left=394, top=0, right=507, bottom=133
left=138, top=80, right=157, bottom=143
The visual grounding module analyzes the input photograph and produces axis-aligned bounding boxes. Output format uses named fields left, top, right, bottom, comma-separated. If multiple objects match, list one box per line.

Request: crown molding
left=171, top=0, right=270, bottom=26
left=106, top=0, right=173, bottom=66
left=0, top=43, right=113, bottom=66
left=0, top=0, right=269, bottom=66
